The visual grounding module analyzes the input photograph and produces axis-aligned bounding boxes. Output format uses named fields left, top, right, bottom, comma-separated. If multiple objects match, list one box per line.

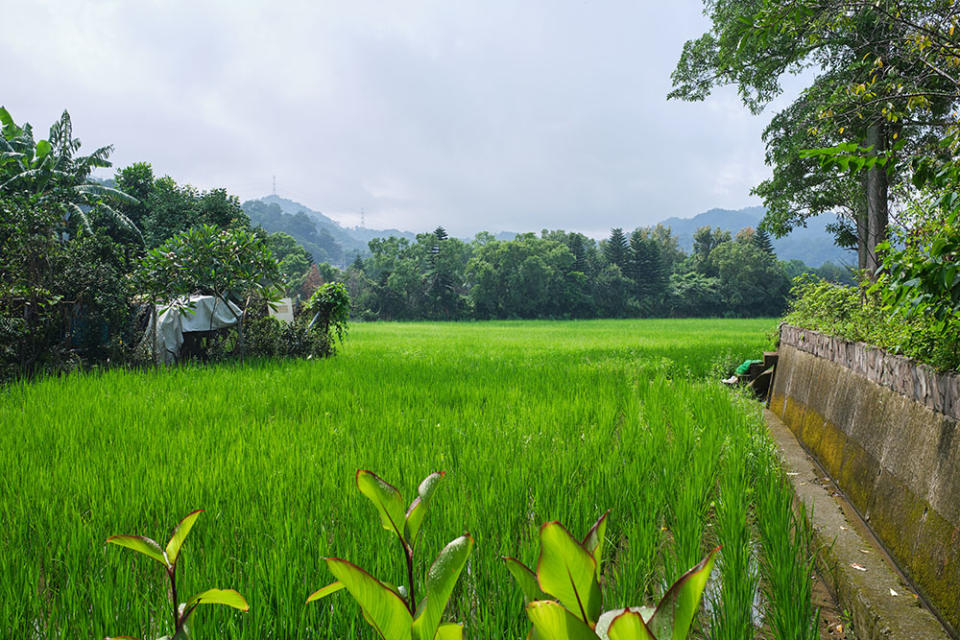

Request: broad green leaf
left=526, top=600, right=598, bottom=640
left=596, top=608, right=656, bottom=639
left=597, top=609, right=656, bottom=640
left=106, top=535, right=168, bottom=568
left=307, top=581, right=345, bottom=603
left=434, top=622, right=464, bottom=640
left=536, top=522, right=602, bottom=625
left=166, top=510, right=202, bottom=567
left=404, top=471, right=445, bottom=545
left=326, top=557, right=413, bottom=640
left=581, top=511, right=609, bottom=580
left=412, top=534, right=474, bottom=640
left=647, top=546, right=718, bottom=640
left=504, top=557, right=549, bottom=603
left=184, top=588, right=250, bottom=612
left=34, top=139, right=51, bottom=161
left=0, top=107, right=14, bottom=129
left=356, top=470, right=406, bottom=538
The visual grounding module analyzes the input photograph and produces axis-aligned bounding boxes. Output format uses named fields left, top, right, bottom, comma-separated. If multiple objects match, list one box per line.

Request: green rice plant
left=709, top=438, right=760, bottom=640
left=105, top=510, right=249, bottom=640
left=756, top=468, right=820, bottom=640
left=0, top=318, right=794, bottom=637
left=505, top=512, right=718, bottom=640
left=307, top=470, right=474, bottom=640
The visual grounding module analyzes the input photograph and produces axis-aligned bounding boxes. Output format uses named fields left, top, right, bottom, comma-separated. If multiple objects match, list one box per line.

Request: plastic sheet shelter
left=143, top=295, right=242, bottom=364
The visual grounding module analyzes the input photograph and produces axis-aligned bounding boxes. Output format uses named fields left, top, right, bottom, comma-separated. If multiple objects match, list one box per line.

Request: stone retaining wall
left=771, top=325, right=960, bottom=636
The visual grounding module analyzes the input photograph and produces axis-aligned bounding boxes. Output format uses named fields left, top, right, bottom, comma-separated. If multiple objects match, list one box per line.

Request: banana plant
left=105, top=510, right=249, bottom=640
left=504, top=512, right=718, bottom=640
left=308, top=470, right=474, bottom=640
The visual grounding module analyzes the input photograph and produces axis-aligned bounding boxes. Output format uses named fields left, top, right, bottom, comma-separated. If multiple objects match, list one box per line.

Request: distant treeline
left=301, top=225, right=852, bottom=321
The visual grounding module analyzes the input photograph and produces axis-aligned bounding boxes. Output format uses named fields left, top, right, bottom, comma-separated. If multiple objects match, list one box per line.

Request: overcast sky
left=3, top=1, right=801, bottom=237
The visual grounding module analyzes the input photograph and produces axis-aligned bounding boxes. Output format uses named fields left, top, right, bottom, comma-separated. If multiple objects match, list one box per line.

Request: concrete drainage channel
left=765, top=409, right=950, bottom=640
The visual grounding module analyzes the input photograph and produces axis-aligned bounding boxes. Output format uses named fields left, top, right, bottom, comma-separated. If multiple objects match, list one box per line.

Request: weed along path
left=0, top=318, right=825, bottom=638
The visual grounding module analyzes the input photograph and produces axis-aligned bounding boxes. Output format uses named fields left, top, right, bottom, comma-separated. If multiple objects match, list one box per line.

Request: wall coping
left=779, top=324, right=960, bottom=421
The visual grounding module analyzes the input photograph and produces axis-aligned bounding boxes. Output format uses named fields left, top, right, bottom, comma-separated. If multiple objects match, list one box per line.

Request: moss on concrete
left=771, top=342, right=960, bottom=634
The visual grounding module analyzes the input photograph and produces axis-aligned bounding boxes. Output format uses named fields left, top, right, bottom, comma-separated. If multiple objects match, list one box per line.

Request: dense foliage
left=672, top=0, right=960, bottom=275
left=0, top=108, right=344, bottom=381
left=331, top=225, right=812, bottom=321
left=784, top=275, right=960, bottom=370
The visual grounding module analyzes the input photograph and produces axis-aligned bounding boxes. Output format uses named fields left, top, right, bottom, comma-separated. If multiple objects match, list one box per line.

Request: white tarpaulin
left=143, top=295, right=242, bottom=364
left=268, top=297, right=295, bottom=324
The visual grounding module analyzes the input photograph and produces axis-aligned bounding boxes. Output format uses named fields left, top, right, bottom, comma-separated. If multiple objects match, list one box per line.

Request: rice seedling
left=709, top=438, right=760, bottom=640
left=0, top=318, right=819, bottom=638
left=756, top=466, right=821, bottom=640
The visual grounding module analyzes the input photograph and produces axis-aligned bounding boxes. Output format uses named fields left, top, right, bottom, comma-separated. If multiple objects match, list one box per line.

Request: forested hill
left=659, top=206, right=855, bottom=267
left=246, top=194, right=853, bottom=269
left=242, top=195, right=415, bottom=267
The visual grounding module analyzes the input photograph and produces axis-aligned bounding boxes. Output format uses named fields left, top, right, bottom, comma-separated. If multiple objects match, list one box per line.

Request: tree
left=266, top=232, right=312, bottom=292
left=691, top=226, right=731, bottom=276
left=0, top=108, right=139, bottom=239
left=670, top=0, right=960, bottom=276
left=628, top=228, right=669, bottom=313
left=712, top=235, right=791, bottom=316
left=603, top=228, right=629, bottom=271
left=753, top=227, right=775, bottom=256
left=138, top=224, right=282, bottom=354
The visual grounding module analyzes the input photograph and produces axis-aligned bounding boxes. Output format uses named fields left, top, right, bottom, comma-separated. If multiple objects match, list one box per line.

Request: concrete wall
left=770, top=325, right=960, bottom=635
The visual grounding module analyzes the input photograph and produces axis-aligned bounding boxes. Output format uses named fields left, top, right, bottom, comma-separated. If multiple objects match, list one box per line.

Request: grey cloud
left=3, top=1, right=785, bottom=238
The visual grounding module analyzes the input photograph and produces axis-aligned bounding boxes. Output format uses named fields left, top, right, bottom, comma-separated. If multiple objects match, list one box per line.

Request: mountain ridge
left=243, top=195, right=854, bottom=268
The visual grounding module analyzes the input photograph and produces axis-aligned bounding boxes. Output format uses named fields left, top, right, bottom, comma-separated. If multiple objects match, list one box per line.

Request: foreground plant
left=105, top=510, right=249, bottom=640
left=504, top=512, right=718, bottom=640
left=308, top=470, right=474, bottom=640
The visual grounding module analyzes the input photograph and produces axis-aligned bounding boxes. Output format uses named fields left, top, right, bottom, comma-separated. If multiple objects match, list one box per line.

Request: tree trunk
left=856, top=208, right=868, bottom=272
left=864, top=123, right=889, bottom=278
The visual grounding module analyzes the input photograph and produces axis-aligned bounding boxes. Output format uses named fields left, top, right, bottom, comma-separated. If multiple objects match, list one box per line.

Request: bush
left=241, top=305, right=332, bottom=359
left=784, top=274, right=960, bottom=370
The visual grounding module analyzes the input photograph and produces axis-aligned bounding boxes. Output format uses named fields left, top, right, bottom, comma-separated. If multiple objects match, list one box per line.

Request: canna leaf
left=607, top=610, right=655, bottom=640
left=504, top=557, right=549, bottom=603
left=306, top=581, right=345, bottom=603
left=647, top=546, right=719, bottom=640
left=526, top=600, right=599, bottom=640
left=183, top=588, right=250, bottom=614
left=326, top=557, right=413, bottom=640
left=404, top=471, right=445, bottom=546
left=356, top=470, right=407, bottom=539
left=536, top=522, right=602, bottom=625
left=434, top=622, right=464, bottom=640
left=582, top=511, right=609, bottom=581
left=412, top=534, right=475, bottom=640
left=165, top=510, right=202, bottom=567
left=596, top=608, right=655, bottom=638
left=106, top=535, right=168, bottom=568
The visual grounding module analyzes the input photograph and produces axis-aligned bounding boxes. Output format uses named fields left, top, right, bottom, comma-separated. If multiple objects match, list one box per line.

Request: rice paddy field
left=0, top=318, right=820, bottom=639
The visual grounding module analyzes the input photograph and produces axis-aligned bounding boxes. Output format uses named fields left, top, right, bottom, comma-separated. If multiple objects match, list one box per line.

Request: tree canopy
left=670, top=0, right=960, bottom=275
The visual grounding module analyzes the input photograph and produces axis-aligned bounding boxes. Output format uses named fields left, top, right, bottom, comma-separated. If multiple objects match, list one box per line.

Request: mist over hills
left=659, top=206, right=855, bottom=267
left=241, top=195, right=416, bottom=266
left=243, top=196, right=854, bottom=268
